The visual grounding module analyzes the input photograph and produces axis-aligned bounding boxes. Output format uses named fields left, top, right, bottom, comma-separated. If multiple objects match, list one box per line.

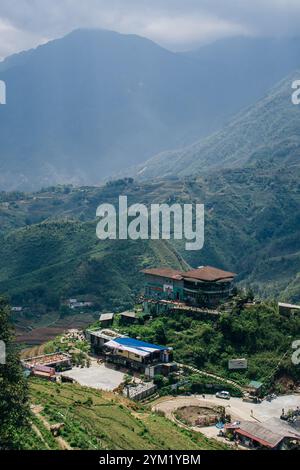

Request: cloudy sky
left=0, top=0, right=299, bottom=59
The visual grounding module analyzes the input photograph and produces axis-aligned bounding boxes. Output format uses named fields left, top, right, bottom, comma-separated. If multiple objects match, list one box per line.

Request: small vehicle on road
left=243, top=394, right=261, bottom=404
left=266, top=393, right=277, bottom=402
left=216, top=391, right=231, bottom=400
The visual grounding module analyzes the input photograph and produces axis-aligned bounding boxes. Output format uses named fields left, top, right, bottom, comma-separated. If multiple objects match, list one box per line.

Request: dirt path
left=31, top=422, right=50, bottom=449
left=178, top=363, right=245, bottom=392
left=32, top=405, right=72, bottom=450
left=56, top=436, right=71, bottom=451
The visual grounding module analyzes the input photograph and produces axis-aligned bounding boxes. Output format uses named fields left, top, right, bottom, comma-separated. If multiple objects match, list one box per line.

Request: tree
left=153, top=374, right=165, bottom=387
left=154, top=321, right=167, bottom=345
left=0, top=297, right=30, bottom=449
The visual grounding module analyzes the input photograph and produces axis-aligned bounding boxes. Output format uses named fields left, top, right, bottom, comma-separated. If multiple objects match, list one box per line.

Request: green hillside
left=136, top=73, right=300, bottom=179
left=174, top=165, right=300, bottom=301
left=1, top=165, right=300, bottom=312
left=0, top=217, right=186, bottom=319
left=27, top=379, right=226, bottom=450
left=116, top=299, right=300, bottom=390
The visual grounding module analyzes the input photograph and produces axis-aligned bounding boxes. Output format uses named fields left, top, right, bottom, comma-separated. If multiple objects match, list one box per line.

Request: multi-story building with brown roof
left=142, top=265, right=236, bottom=308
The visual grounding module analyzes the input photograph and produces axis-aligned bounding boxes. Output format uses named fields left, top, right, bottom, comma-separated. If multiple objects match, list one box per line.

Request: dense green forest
left=0, top=163, right=299, bottom=324
left=110, top=297, right=300, bottom=391
left=0, top=218, right=185, bottom=322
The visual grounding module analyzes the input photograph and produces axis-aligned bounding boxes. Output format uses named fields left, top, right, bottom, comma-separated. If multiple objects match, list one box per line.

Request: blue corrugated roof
left=115, top=337, right=168, bottom=352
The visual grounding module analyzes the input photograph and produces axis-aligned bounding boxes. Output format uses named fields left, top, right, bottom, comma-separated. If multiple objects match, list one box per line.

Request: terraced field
left=29, top=379, right=228, bottom=450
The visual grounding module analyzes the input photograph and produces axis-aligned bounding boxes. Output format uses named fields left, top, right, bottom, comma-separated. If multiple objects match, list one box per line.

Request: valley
left=1, top=159, right=300, bottom=345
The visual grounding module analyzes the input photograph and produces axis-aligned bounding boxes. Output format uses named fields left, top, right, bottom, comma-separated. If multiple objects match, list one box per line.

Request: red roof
left=183, top=266, right=236, bottom=282
left=233, top=421, right=284, bottom=448
left=33, top=365, right=55, bottom=374
left=235, top=428, right=281, bottom=449
left=142, top=268, right=183, bottom=280
left=142, top=266, right=236, bottom=282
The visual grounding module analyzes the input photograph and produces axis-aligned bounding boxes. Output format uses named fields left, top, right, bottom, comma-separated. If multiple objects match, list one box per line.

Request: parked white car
left=216, top=391, right=231, bottom=400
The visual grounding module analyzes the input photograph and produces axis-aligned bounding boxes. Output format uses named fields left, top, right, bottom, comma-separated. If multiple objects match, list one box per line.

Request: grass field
left=28, top=379, right=228, bottom=450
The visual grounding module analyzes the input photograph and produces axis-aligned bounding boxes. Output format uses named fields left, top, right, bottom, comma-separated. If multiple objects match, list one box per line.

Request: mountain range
left=1, top=30, right=300, bottom=190
left=135, top=72, right=300, bottom=179
left=1, top=30, right=300, bottom=336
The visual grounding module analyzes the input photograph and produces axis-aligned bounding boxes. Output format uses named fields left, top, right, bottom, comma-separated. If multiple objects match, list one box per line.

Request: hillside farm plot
left=60, top=361, right=125, bottom=391
left=29, top=380, right=228, bottom=450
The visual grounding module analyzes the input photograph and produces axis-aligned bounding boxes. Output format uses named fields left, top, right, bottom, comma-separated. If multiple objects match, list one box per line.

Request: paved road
left=60, top=360, right=125, bottom=391
left=153, top=394, right=300, bottom=423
